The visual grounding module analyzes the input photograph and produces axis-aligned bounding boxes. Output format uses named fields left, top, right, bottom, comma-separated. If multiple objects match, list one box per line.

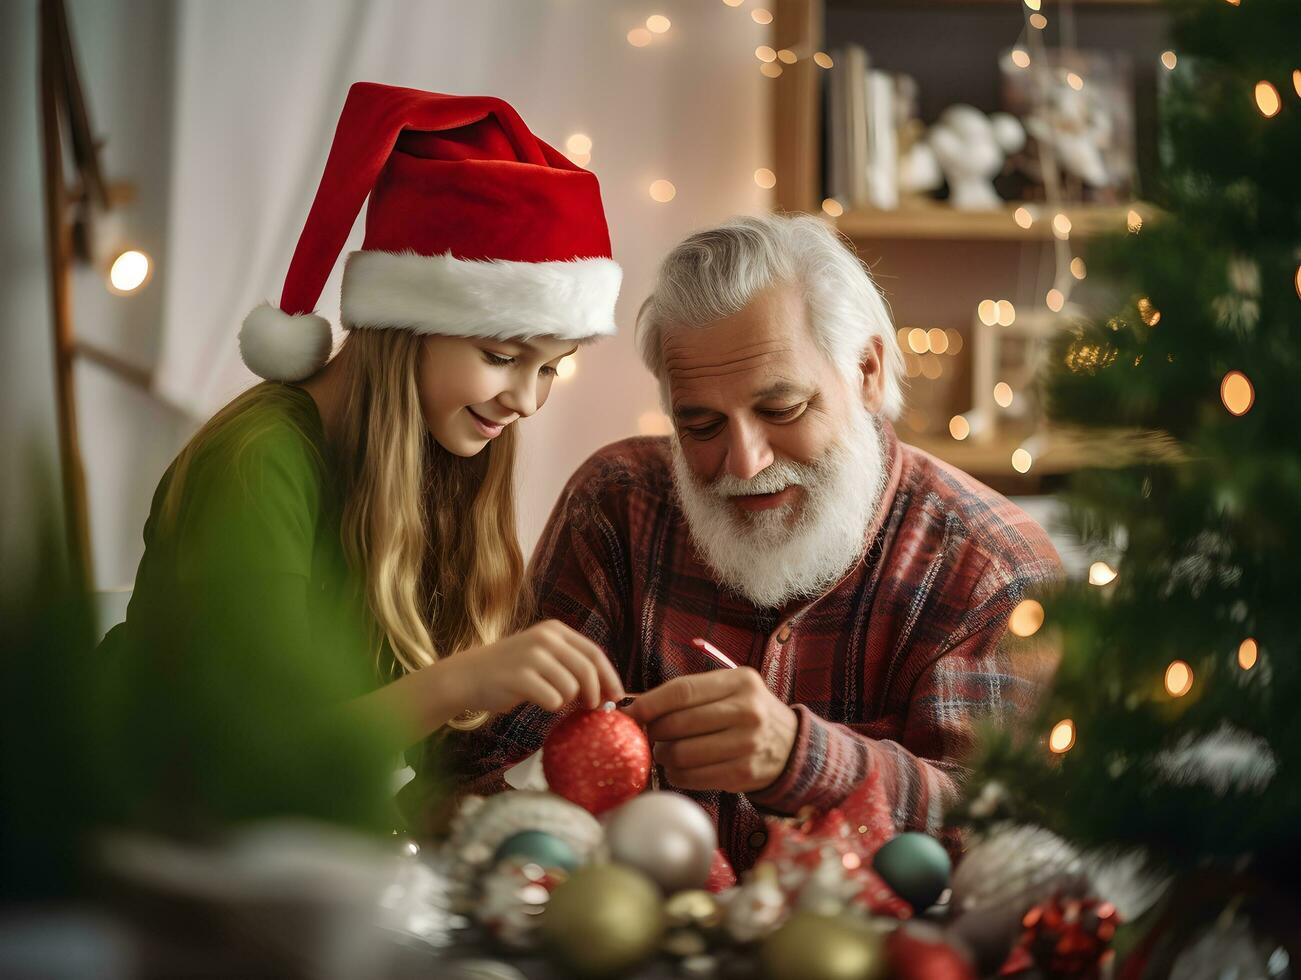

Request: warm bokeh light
left=1161, top=51, right=1178, bottom=70
left=1127, top=209, right=1143, bottom=233
left=760, top=62, right=783, bottom=78
left=646, top=14, right=671, bottom=33
left=723, top=0, right=744, bottom=6
left=1011, top=448, right=1033, bottom=473
left=822, top=198, right=844, bottom=218
left=949, top=415, right=971, bottom=441
left=566, top=133, right=593, bottom=156
left=1294, top=70, right=1301, bottom=98
left=778, top=49, right=798, bottom=65
left=993, top=382, right=1014, bottom=408
left=996, top=299, right=1016, bottom=326
left=1052, top=213, right=1072, bottom=240
left=755, top=45, right=777, bottom=63
left=1238, top=638, right=1258, bottom=671
left=920, top=355, right=943, bottom=380
left=1029, top=13, right=1047, bottom=30
left=1088, top=561, right=1118, bottom=586
left=637, top=410, right=673, bottom=436
left=977, top=299, right=999, bottom=326
left=1047, top=288, right=1065, bottom=312
left=927, top=328, right=948, bottom=354
left=108, top=249, right=151, bottom=294
left=649, top=179, right=676, bottom=203
left=751, top=8, right=773, bottom=24
left=570, top=151, right=590, bottom=167
left=1011, top=49, right=1031, bottom=70
left=1220, top=370, right=1254, bottom=416
left=627, top=28, right=652, bottom=47
left=556, top=357, right=578, bottom=381
left=1138, top=297, right=1162, bottom=327
left=1014, top=207, right=1034, bottom=230
left=906, top=328, right=928, bottom=354
left=1164, top=660, right=1193, bottom=698
left=945, top=329, right=963, bottom=355
left=1066, top=72, right=1084, bottom=91
left=1009, top=599, right=1045, bottom=637
left=1023, top=0, right=1042, bottom=9
left=1071, top=257, right=1087, bottom=280
left=1049, top=719, right=1075, bottom=754
left=813, top=52, right=834, bottom=70
left=754, top=168, right=776, bottom=189
left=1295, top=263, right=1301, bottom=300
left=1255, top=81, right=1282, bottom=118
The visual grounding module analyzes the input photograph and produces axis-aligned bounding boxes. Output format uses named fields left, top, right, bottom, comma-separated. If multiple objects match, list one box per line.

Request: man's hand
left=624, top=667, right=798, bottom=794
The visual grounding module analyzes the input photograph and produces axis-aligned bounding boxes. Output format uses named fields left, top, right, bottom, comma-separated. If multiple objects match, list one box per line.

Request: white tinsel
left=1153, top=724, right=1277, bottom=796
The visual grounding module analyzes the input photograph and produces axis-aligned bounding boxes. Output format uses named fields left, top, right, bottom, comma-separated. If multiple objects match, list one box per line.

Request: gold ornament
left=540, top=864, right=665, bottom=977
left=760, top=912, right=886, bottom=980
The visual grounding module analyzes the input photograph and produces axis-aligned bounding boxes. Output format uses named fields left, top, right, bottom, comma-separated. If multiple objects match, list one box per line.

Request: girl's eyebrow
left=512, top=340, right=579, bottom=360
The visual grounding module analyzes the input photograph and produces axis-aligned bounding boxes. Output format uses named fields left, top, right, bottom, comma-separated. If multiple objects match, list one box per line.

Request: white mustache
left=710, top=461, right=811, bottom=498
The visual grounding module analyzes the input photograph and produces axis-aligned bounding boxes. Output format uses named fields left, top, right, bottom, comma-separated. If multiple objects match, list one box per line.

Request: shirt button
left=776, top=626, right=792, bottom=644
left=749, top=830, right=767, bottom=850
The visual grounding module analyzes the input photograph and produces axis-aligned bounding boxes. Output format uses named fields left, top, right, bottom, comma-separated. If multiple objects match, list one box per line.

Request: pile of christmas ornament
left=437, top=705, right=1137, bottom=979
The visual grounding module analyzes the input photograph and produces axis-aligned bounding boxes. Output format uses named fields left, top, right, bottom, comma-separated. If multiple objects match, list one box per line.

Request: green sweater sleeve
left=101, top=401, right=394, bottom=832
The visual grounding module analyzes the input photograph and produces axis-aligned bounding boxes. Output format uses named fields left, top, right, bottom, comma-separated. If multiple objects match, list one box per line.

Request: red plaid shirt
left=441, top=423, right=1061, bottom=871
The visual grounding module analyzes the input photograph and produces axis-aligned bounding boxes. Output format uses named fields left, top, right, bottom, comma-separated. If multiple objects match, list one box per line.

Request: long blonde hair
left=162, top=329, right=525, bottom=685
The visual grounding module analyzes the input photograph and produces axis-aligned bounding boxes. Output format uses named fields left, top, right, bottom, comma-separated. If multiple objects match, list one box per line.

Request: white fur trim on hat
left=340, top=250, right=621, bottom=341
left=238, top=302, right=333, bottom=382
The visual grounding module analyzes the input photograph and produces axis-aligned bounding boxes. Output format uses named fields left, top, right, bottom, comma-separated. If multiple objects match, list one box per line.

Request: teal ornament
left=872, top=833, right=952, bottom=912
left=492, top=830, right=580, bottom=872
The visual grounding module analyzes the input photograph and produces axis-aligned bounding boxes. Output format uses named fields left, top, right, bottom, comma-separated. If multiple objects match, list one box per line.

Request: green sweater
left=98, top=384, right=394, bottom=832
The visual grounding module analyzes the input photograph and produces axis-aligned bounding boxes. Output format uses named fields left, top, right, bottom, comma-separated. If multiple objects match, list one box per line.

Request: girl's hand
left=442, top=620, right=625, bottom=714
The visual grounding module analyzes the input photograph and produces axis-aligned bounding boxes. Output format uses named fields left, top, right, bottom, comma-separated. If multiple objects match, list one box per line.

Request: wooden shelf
left=836, top=201, right=1153, bottom=242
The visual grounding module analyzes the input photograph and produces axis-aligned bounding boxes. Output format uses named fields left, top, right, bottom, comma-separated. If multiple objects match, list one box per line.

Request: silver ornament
left=950, top=823, right=1087, bottom=916
left=604, top=792, right=717, bottom=893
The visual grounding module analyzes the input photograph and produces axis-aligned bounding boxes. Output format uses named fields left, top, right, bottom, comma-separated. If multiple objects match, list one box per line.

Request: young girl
left=101, top=83, right=626, bottom=812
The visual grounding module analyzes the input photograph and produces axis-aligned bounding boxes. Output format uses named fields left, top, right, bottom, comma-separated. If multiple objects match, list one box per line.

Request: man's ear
left=859, top=336, right=886, bottom=413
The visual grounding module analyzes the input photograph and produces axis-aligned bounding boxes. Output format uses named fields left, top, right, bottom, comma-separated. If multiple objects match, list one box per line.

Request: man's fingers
left=625, top=670, right=736, bottom=724
left=644, top=700, right=746, bottom=741
left=653, top=728, right=754, bottom=770
left=662, top=761, right=743, bottom=793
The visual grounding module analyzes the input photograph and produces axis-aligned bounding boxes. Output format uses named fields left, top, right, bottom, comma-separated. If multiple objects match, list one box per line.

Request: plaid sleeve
left=749, top=584, right=1051, bottom=831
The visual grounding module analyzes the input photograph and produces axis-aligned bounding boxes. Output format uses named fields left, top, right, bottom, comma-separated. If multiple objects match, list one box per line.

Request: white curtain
left=154, top=0, right=769, bottom=550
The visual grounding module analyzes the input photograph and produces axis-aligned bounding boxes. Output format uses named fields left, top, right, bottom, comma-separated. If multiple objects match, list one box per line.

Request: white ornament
left=604, top=792, right=717, bottom=893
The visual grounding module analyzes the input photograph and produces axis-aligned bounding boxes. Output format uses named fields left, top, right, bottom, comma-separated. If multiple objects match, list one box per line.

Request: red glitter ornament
left=542, top=706, right=651, bottom=814
left=1014, top=893, right=1120, bottom=980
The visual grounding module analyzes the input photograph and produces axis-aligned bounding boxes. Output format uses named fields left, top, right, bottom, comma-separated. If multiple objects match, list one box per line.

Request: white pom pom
left=238, top=302, right=332, bottom=381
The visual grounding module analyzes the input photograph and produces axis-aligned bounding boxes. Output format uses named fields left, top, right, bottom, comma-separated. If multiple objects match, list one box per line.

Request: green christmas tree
left=958, top=0, right=1301, bottom=962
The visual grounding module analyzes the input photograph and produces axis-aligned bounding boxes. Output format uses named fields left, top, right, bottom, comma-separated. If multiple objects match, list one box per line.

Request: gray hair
left=635, top=213, right=905, bottom=419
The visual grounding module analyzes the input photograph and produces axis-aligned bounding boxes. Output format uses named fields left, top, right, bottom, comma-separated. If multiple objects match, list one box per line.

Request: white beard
left=670, top=407, right=887, bottom=609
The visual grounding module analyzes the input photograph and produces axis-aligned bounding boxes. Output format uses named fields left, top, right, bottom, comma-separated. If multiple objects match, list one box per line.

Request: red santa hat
left=239, top=81, right=621, bottom=382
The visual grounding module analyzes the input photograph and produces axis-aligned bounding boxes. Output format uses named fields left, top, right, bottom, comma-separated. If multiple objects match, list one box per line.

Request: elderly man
left=446, top=213, right=1060, bottom=870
